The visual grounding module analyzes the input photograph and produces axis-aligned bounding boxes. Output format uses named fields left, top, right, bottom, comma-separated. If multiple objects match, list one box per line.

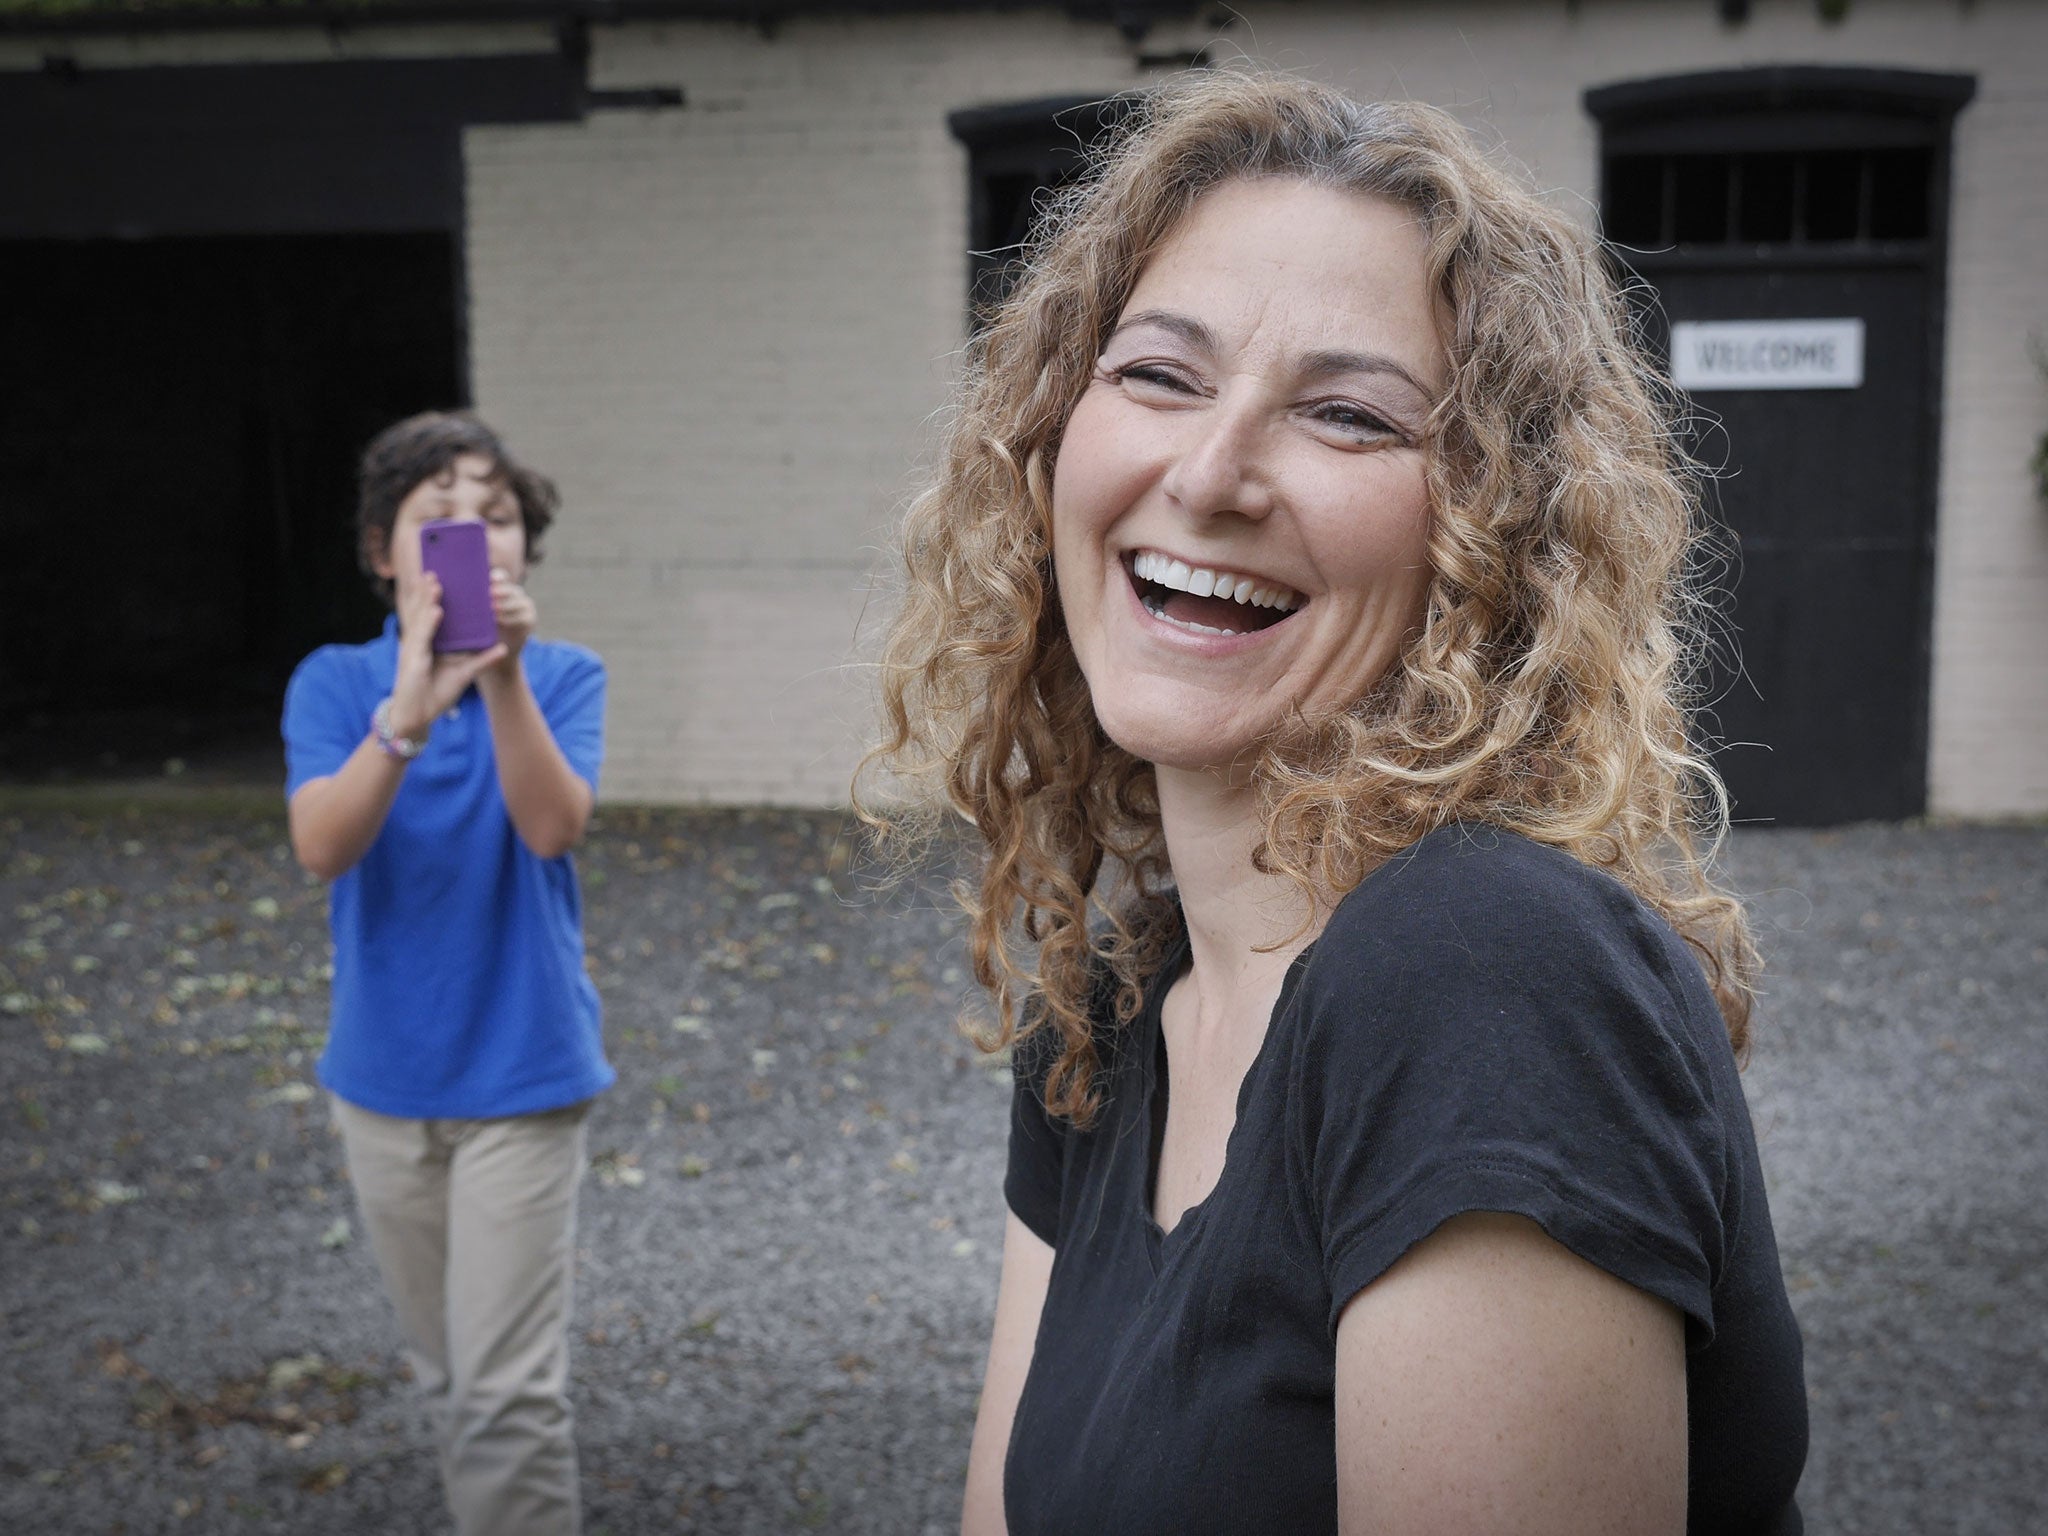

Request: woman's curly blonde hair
left=859, top=69, right=1759, bottom=1126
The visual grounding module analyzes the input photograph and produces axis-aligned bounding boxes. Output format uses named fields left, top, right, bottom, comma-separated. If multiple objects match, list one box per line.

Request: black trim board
left=4, top=1, right=1205, bottom=39
left=1588, top=65, right=1976, bottom=153
left=0, top=52, right=583, bottom=240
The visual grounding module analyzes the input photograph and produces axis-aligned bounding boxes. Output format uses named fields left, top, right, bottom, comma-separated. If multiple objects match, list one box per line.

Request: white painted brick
left=467, top=1, right=2048, bottom=811
left=31, top=1, right=2040, bottom=810
left=467, top=13, right=1154, bottom=806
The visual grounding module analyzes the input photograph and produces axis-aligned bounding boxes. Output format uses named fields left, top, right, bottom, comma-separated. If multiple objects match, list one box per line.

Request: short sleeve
left=1004, top=1025, right=1069, bottom=1247
left=282, top=648, right=365, bottom=797
left=537, top=646, right=607, bottom=793
left=1300, top=829, right=1730, bottom=1343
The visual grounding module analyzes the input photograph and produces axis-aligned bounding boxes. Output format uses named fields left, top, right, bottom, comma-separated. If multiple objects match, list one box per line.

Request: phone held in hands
left=419, top=519, right=497, bottom=653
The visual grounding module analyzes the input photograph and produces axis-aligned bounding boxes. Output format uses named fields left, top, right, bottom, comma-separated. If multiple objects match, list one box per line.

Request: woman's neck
left=1154, top=763, right=1326, bottom=1018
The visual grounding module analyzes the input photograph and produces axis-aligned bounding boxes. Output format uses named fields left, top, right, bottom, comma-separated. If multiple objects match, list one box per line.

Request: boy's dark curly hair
left=355, top=411, right=559, bottom=605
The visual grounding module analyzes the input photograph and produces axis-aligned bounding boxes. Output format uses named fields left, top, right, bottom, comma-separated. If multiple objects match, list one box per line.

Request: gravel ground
left=0, top=798, right=2042, bottom=1536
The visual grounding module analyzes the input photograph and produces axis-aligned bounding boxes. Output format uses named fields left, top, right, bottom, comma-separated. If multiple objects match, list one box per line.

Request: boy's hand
left=486, top=569, right=537, bottom=676
left=388, top=572, right=507, bottom=741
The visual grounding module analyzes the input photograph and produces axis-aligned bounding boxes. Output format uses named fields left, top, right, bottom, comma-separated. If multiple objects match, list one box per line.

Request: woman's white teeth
left=1131, top=550, right=1299, bottom=612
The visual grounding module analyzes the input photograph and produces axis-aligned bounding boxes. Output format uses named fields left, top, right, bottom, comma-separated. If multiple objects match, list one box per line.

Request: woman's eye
left=1112, top=363, right=1197, bottom=396
left=1311, top=402, right=1400, bottom=442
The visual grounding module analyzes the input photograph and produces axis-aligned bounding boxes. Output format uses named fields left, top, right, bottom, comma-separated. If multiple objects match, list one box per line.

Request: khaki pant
left=332, top=1096, right=589, bottom=1536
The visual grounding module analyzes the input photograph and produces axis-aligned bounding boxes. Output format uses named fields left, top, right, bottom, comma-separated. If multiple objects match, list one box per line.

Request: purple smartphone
left=419, top=519, right=497, bottom=653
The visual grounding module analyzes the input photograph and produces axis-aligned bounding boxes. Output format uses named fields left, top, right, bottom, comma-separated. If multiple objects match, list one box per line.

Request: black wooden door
left=1637, top=260, right=1930, bottom=824
left=1588, top=68, right=1974, bottom=826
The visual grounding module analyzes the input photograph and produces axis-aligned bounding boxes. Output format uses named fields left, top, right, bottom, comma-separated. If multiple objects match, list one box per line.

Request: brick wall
left=1923, top=66, right=2048, bottom=816
left=464, top=13, right=1203, bottom=804
left=10, top=1, right=2041, bottom=813
left=462, top=0, right=2047, bottom=813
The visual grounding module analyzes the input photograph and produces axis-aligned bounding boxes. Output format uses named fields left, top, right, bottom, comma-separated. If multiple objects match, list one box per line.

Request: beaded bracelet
left=372, top=697, right=427, bottom=762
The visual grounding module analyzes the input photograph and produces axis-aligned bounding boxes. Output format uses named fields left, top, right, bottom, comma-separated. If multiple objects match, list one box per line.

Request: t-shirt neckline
left=1131, top=835, right=1453, bottom=1253
left=1137, top=925, right=1317, bottom=1253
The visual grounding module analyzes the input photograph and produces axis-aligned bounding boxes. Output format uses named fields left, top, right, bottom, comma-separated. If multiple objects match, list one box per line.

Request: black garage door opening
left=0, top=49, right=584, bottom=784
left=0, top=233, right=459, bottom=777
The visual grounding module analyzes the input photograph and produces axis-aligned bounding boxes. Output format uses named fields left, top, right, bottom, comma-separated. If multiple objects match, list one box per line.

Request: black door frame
left=1585, top=66, right=1974, bottom=822
left=948, top=93, right=1137, bottom=323
left=0, top=48, right=594, bottom=399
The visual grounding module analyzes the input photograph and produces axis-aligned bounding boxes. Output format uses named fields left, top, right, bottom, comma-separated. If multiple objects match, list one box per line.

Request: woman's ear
left=364, top=525, right=394, bottom=581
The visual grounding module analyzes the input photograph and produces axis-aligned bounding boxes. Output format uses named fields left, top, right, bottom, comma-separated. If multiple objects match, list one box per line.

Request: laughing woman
left=864, top=71, right=1806, bottom=1536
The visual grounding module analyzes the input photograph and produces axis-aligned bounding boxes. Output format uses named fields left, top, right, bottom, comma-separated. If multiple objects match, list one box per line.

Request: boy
left=283, top=412, right=610, bottom=1536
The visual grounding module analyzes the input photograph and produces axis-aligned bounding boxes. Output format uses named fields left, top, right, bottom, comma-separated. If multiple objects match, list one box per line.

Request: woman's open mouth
left=1127, top=549, right=1304, bottom=637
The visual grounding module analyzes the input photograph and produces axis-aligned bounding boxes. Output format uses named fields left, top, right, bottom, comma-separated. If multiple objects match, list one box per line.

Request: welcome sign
left=1670, top=318, right=1866, bottom=391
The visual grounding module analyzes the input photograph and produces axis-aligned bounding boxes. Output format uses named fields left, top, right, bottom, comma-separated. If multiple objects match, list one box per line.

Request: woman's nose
left=1159, top=400, right=1275, bottom=523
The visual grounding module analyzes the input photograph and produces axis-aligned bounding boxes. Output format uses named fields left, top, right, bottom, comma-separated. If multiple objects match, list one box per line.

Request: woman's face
left=1051, top=177, right=1445, bottom=777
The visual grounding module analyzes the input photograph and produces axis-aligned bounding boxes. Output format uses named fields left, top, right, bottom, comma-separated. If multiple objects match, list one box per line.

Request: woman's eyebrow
left=1110, top=311, right=1436, bottom=401
left=1106, top=309, right=1216, bottom=354
left=1298, top=348, right=1435, bottom=401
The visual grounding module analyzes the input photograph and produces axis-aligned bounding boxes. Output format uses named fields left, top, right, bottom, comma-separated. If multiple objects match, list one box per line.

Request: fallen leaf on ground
left=591, top=1149, right=646, bottom=1189
left=299, top=1462, right=348, bottom=1493
left=98, top=1340, right=148, bottom=1378
left=266, top=1354, right=325, bottom=1394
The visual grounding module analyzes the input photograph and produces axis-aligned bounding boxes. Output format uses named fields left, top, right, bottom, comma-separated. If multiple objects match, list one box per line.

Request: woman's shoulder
left=1300, top=822, right=1726, bottom=1084
left=1319, top=823, right=1691, bottom=980
left=1291, top=825, right=1744, bottom=1345
left=1333, top=820, right=1638, bottom=923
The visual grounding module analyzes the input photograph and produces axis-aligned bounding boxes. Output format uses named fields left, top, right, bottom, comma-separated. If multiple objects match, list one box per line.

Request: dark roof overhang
left=1, top=0, right=1203, bottom=40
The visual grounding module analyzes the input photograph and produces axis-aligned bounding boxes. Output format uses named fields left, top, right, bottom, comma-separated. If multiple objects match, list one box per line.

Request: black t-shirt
left=1003, top=824, right=1807, bottom=1534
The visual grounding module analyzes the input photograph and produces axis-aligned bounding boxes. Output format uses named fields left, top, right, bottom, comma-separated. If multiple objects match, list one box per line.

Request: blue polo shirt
left=282, top=618, right=615, bottom=1119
